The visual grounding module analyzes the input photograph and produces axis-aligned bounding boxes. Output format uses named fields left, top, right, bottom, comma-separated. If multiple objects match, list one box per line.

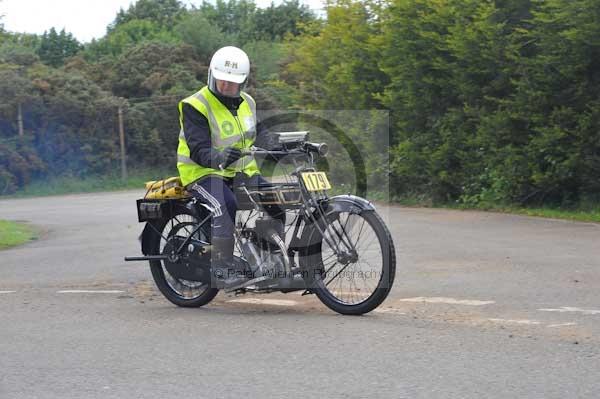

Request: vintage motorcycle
left=125, top=132, right=396, bottom=315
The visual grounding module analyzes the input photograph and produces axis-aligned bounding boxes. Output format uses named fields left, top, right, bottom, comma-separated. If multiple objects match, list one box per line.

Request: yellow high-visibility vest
left=177, top=86, right=260, bottom=186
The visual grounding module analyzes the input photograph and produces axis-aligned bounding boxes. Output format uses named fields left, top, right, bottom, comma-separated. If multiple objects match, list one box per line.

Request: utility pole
left=118, top=104, right=127, bottom=181
left=17, top=102, right=24, bottom=137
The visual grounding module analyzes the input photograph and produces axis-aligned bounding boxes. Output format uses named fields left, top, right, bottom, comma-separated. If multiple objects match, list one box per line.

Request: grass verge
left=0, top=220, right=36, bottom=250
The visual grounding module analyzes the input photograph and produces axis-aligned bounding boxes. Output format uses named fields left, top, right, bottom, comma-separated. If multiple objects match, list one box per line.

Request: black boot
left=211, top=236, right=251, bottom=289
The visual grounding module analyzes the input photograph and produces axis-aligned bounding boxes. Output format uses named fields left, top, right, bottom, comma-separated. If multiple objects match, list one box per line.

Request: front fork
left=292, top=201, right=357, bottom=259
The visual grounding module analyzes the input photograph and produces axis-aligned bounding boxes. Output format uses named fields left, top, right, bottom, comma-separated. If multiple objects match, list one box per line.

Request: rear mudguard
left=139, top=199, right=208, bottom=256
left=140, top=221, right=161, bottom=256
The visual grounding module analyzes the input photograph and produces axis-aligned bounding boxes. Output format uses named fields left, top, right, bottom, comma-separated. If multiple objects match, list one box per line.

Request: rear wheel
left=147, top=207, right=219, bottom=307
left=304, top=209, right=396, bottom=315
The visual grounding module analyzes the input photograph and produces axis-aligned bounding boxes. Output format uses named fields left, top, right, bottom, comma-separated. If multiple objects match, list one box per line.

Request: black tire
left=147, top=207, right=219, bottom=308
left=304, top=209, right=396, bottom=315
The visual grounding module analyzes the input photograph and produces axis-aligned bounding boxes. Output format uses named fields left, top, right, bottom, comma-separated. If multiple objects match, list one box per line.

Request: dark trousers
left=187, top=173, right=286, bottom=239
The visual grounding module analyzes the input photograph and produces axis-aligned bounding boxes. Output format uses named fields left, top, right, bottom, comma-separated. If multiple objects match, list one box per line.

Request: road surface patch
left=538, top=307, right=600, bottom=315
left=0, top=291, right=16, bottom=294
left=372, top=307, right=406, bottom=315
left=400, top=297, right=495, bottom=306
left=227, top=298, right=299, bottom=306
left=487, top=318, right=541, bottom=325
left=57, top=290, right=125, bottom=294
left=547, top=323, right=577, bottom=328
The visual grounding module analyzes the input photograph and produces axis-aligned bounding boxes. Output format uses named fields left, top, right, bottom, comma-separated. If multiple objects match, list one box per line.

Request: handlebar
left=241, top=142, right=329, bottom=157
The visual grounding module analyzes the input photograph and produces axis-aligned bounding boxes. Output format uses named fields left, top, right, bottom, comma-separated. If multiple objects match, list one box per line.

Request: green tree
left=37, top=28, right=82, bottom=67
left=110, top=0, right=186, bottom=31
left=505, top=0, right=600, bottom=205
left=0, top=55, right=123, bottom=192
left=285, top=0, right=384, bottom=110
left=0, top=41, right=40, bottom=66
left=253, top=0, right=316, bottom=41
left=376, top=0, right=522, bottom=202
left=0, top=32, right=41, bottom=52
left=85, top=19, right=177, bottom=60
left=197, top=0, right=257, bottom=43
left=280, top=1, right=389, bottom=192
left=110, top=41, right=203, bottom=98
left=0, top=42, right=38, bottom=139
left=174, top=11, right=235, bottom=62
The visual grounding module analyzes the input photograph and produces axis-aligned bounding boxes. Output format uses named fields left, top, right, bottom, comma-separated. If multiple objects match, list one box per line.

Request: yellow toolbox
left=144, top=177, right=190, bottom=199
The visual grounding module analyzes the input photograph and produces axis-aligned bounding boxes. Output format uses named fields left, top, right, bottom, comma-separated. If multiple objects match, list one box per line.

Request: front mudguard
left=319, top=194, right=375, bottom=216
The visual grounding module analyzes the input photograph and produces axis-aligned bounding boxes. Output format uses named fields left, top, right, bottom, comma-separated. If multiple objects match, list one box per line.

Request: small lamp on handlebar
left=303, top=142, right=329, bottom=157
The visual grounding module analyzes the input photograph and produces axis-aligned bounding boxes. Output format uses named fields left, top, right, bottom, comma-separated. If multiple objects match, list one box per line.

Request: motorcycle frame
left=128, top=146, right=371, bottom=287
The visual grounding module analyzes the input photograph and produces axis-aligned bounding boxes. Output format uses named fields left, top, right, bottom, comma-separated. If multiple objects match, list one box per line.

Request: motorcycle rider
left=176, top=46, right=284, bottom=289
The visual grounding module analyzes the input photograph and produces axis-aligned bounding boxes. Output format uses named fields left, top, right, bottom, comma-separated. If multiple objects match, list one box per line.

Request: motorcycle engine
left=239, top=232, right=286, bottom=280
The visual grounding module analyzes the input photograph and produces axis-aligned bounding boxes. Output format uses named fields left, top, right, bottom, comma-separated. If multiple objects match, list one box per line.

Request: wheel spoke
left=331, top=214, right=357, bottom=252
left=355, top=230, right=379, bottom=255
left=324, top=261, right=352, bottom=287
left=323, top=259, right=341, bottom=276
left=350, top=217, right=367, bottom=248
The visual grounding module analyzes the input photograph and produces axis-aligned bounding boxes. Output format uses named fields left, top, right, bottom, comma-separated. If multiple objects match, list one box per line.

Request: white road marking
left=57, top=290, right=125, bottom=294
left=547, top=323, right=577, bottom=328
left=538, top=307, right=600, bottom=315
left=400, top=297, right=495, bottom=306
left=0, top=291, right=16, bottom=294
left=487, top=318, right=541, bottom=325
left=227, top=298, right=298, bottom=306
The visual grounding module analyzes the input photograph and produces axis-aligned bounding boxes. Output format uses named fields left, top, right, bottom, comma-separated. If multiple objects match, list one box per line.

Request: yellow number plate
left=301, top=172, right=332, bottom=191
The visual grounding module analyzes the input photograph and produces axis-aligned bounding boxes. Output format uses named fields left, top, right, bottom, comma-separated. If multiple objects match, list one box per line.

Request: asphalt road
left=1, top=190, right=599, bottom=398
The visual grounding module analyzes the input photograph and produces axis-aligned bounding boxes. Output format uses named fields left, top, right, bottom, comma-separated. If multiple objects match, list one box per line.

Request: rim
left=159, top=214, right=211, bottom=299
left=317, top=211, right=384, bottom=305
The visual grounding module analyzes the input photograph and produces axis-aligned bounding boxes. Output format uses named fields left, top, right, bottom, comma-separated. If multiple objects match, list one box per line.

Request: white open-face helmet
left=208, top=46, right=250, bottom=98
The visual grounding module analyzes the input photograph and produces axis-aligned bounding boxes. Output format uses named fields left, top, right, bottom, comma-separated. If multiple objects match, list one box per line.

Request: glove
left=212, top=147, right=242, bottom=170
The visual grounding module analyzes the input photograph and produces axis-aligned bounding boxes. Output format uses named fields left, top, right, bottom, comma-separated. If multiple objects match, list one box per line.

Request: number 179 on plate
left=301, top=172, right=332, bottom=191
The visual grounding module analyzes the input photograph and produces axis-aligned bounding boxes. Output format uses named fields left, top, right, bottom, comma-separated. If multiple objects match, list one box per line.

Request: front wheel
left=304, top=209, right=396, bottom=315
